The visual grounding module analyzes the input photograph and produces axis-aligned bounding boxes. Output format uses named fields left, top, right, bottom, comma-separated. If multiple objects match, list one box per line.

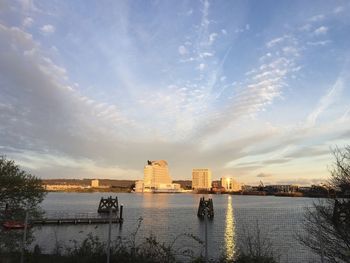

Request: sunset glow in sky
left=1, top=0, right=350, bottom=184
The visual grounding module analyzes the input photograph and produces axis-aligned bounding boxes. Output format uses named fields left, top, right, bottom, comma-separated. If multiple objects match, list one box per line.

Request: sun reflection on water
left=224, top=195, right=236, bottom=260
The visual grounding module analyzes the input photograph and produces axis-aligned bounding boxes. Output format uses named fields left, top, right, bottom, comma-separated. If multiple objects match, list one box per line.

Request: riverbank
left=46, top=187, right=132, bottom=193
left=45, top=189, right=336, bottom=198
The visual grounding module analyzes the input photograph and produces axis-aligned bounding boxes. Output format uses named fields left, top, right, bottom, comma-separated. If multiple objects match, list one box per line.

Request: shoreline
left=45, top=189, right=337, bottom=198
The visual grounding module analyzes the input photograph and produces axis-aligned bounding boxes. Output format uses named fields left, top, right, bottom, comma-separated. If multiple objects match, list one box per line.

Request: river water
left=33, top=192, right=319, bottom=262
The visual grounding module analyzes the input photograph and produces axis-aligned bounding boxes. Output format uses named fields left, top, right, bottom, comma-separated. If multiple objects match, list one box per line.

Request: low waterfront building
left=220, top=177, right=242, bottom=192
left=44, top=184, right=87, bottom=191
left=265, top=184, right=299, bottom=193
left=192, top=168, right=212, bottom=190
left=91, top=179, right=99, bottom=188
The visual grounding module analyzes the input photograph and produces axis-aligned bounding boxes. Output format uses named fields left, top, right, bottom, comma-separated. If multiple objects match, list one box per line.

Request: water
left=33, top=192, right=319, bottom=262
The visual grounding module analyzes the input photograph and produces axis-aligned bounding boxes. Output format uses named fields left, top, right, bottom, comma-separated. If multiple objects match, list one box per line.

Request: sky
left=0, top=0, right=350, bottom=185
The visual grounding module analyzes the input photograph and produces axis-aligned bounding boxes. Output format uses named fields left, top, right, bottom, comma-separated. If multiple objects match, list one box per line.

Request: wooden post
left=119, top=204, right=123, bottom=222
left=20, top=210, right=29, bottom=263
left=106, top=208, right=112, bottom=263
left=318, top=212, right=324, bottom=263
left=204, top=207, right=208, bottom=262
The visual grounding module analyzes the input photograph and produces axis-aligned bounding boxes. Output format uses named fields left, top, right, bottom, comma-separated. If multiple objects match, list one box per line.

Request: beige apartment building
left=192, top=168, right=212, bottom=190
left=220, top=177, right=242, bottom=192
left=91, top=179, right=99, bottom=188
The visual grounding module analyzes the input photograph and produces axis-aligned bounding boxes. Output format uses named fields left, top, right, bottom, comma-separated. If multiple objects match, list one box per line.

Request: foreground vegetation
left=1, top=230, right=278, bottom=263
left=298, top=146, right=350, bottom=263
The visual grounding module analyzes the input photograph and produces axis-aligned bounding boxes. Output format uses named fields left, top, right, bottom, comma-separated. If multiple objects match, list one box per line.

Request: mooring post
left=106, top=208, right=112, bottom=263
left=119, top=204, right=123, bottom=222
left=204, top=207, right=208, bottom=263
left=318, top=213, right=325, bottom=263
left=20, top=209, right=29, bottom=263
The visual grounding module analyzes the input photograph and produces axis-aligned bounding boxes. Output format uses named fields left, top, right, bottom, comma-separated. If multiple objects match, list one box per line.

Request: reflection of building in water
left=141, top=194, right=171, bottom=226
left=221, top=177, right=242, bottom=192
left=224, top=195, right=236, bottom=260
left=135, top=160, right=181, bottom=193
left=192, top=168, right=212, bottom=190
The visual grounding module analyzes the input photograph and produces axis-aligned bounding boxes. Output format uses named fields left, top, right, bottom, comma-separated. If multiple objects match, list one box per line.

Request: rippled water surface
left=33, top=192, right=319, bottom=262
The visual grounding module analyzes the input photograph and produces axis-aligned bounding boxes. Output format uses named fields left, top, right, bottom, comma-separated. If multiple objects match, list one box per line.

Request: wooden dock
left=31, top=196, right=124, bottom=226
left=31, top=217, right=123, bottom=225
left=2, top=196, right=124, bottom=227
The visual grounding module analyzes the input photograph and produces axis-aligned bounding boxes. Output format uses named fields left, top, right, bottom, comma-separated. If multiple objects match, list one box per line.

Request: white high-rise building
left=144, top=160, right=172, bottom=190
left=135, top=160, right=181, bottom=193
left=192, top=168, right=212, bottom=190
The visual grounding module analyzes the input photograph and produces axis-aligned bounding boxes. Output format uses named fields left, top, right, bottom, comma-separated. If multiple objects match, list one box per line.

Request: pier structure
left=31, top=216, right=122, bottom=225
left=98, top=196, right=119, bottom=213
left=3, top=196, right=124, bottom=227
left=197, top=197, right=214, bottom=219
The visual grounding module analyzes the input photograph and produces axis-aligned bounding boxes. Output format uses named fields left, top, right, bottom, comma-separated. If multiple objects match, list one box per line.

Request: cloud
left=266, top=37, right=285, bottom=48
left=40, top=24, right=55, bottom=34
left=1, top=0, right=348, bottom=184
left=338, top=130, right=350, bottom=139
left=178, top=45, right=188, bottom=55
left=0, top=23, right=140, bottom=177
left=200, top=0, right=210, bottom=28
left=307, top=75, right=344, bottom=126
left=198, top=63, right=206, bottom=71
left=333, top=6, right=344, bottom=14
left=186, top=9, right=193, bottom=16
left=285, top=147, right=330, bottom=159
left=208, top=33, right=218, bottom=45
left=314, top=26, right=328, bottom=35
left=263, top=159, right=292, bottom=165
left=235, top=24, right=250, bottom=33
left=23, top=17, right=33, bottom=27
left=199, top=52, right=213, bottom=58
left=257, top=173, right=272, bottom=178
left=282, top=46, right=299, bottom=56
left=309, top=14, right=324, bottom=22
left=307, top=40, right=331, bottom=46
left=299, top=24, right=312, bottom=32
left=196, top=46, right=299, bottom=138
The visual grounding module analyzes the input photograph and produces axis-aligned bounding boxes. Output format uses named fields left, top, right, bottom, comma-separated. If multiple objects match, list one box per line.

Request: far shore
left=45, top=189, right=337, bottom=198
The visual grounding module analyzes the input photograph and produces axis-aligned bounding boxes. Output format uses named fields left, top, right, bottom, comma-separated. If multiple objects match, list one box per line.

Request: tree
left=330, top=146, right=350, bottom=195
left=299, top=146, right=350, bottom=263
left=0, top=156, right=46, bottom=252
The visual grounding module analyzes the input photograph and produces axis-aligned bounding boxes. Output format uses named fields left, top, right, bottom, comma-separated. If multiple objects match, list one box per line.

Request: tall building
left=144, top=160, right=172, bottom=190
left=220, top=177, right=242, bottom=192
left=192, top=168, right=212, bottom=190
left=135, top=160, right=181, bottom=193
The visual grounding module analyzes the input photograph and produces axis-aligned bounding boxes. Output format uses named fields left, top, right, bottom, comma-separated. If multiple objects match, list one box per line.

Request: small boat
left=2, top=221, right=30, bottom=229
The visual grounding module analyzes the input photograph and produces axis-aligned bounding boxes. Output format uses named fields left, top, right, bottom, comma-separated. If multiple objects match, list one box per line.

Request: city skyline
left=0, top=1, right=350, bottom=185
